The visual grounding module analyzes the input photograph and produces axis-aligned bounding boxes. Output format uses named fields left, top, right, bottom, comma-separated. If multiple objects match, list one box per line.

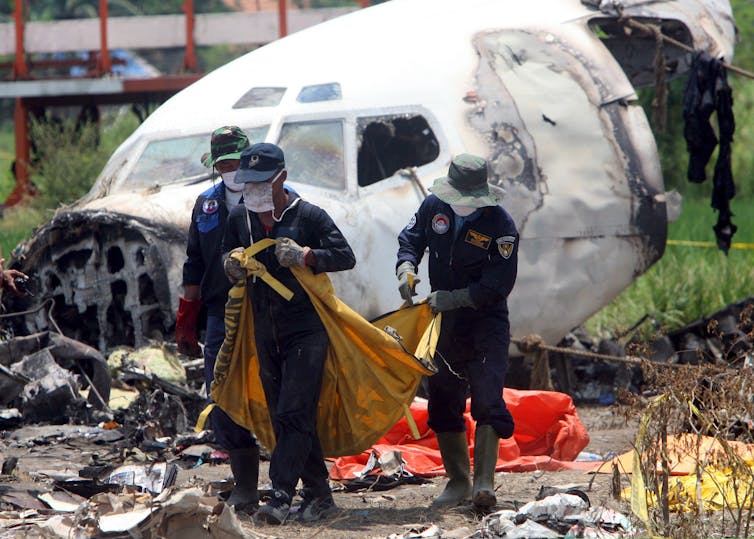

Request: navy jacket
left=183, top=183, right=237, bottom=316
left=397, top=194, right=518, bottom=320
left=222, top=191, right=355, bottom=339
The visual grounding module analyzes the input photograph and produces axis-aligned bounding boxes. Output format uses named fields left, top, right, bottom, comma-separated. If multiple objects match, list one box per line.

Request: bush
left=27, top=110, right=138, bottom=208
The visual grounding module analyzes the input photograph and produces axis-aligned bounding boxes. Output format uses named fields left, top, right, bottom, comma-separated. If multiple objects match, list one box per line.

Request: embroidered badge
left=431, top=213, right=450, bottom=234
left=465, top=229, right=492, bottom=250
left=406, top=214, right=417, bottom=230
left=202, top=199, right=219, bottom=214
left=497, top=235, right=516, bottom=259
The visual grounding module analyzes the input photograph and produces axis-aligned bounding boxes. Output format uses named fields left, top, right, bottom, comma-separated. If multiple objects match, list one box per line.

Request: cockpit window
left=233, top=87, right=287, bottom=108
left=277, top=120, right=345, bottom=190
left=357, top=114, right=439, bottom=187
left=127, top=134, right=207, bottom=188
left=123, top=126, right=269, bottom=189
left=297, top=83, right=342, bottom=103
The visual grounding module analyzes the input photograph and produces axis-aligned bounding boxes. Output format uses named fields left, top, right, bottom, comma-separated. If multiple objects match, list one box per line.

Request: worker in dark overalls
left=222, top=143, right=355, bottom=524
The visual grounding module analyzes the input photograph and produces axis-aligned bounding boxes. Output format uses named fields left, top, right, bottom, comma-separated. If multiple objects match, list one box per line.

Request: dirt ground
left=0, top=405, right=640, bottom=538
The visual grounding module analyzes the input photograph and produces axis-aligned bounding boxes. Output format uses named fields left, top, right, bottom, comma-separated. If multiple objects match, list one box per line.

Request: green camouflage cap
left=201, top=126, right=250, bottom=168
left=429, top=153, right=504, bottom=208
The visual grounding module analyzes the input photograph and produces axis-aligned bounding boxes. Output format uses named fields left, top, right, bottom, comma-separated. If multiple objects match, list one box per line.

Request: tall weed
left=586, top=197, right=754, bottom=337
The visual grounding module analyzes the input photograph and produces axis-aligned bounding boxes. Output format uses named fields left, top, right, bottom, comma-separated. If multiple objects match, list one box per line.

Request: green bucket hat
left=201, top=126, right=250, bottom=168
left=428, top=153, right=504, bottom=208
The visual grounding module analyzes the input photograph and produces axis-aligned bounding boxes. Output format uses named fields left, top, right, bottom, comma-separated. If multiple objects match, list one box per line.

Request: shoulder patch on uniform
left=465, top=229, right=492, bottom=250
left=496, top=235, right=516, bottom=259
left=406, top=214, right=417, bottom=230
left=431, top=213, right=449, bottom=234
left=202, top=199, right=219, bottom=214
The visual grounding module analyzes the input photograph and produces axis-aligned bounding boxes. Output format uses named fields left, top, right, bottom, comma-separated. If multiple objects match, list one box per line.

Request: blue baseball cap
left=234, top=142, right=286, bottom=184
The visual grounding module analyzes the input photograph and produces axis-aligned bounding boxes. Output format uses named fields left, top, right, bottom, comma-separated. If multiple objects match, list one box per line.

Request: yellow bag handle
left=230, top=238, right=294, bottom=301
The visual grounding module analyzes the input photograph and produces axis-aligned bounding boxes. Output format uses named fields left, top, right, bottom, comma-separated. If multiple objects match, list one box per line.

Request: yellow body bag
left=209, top=239, right=437, bottom=457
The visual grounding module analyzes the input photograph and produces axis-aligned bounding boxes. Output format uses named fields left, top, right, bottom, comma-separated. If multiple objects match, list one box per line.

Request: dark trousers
left=427, top=319, right=514, bottom=439
left=204, top=313, right=257, bottom=450
left=256, top=328, right=330, bottom=500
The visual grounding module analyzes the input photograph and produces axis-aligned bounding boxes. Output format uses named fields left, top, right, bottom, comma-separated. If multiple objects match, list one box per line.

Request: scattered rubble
left=507, top=296, right=754, bottom=404
left=2, top=298, right=751, bottom=537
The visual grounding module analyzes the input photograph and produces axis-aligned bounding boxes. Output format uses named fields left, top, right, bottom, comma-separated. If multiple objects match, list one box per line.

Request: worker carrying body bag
left=204, top=238, right=438, bottom=457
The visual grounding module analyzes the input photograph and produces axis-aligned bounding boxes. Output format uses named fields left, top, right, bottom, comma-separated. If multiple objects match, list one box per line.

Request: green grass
left=0, top=205, right=49, bottom=260
left=585, top=196, right=754, bottom=338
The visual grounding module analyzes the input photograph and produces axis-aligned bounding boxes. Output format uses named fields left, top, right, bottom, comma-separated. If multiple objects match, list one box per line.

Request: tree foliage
left=0, top=0, right=230, bottom=20
left=292, top=0, right=387, bottom=6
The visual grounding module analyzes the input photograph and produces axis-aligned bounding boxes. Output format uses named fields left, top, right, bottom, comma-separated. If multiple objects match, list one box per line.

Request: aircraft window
left=128, top=133, right=208, bottom=188
left=278, top=120, right=345, bottom=190
left=233, top=87, right=287, bottom=108
left=357, top=115, right=440, bottom=187
left=124, top=125, right=269, bottom=189
left=297, top=83, right=342, bottom=103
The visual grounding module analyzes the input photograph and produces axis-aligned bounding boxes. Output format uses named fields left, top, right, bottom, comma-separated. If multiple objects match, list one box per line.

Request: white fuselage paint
left=74, top=0, right=735, bottom=347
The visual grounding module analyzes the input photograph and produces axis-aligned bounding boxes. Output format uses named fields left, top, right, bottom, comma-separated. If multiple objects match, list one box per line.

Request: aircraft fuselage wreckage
left=9, top=0, right=736, bottom=352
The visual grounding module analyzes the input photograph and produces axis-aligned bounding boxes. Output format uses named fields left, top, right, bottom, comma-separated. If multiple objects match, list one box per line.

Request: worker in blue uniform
left=396, top=153, right=518, bottom=511
left=177, top=126, right=260, bottom=513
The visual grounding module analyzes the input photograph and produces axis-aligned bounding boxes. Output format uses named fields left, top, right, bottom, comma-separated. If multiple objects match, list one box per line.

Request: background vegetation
left=0, top=0, right=753, bottom=338
left=585, top=0, right=754, bottom=337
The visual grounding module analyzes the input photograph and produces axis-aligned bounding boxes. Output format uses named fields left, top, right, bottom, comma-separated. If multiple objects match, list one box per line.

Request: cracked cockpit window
left=123, top=126, right=269, bottom=190
left=357, top=115, right=439, bottom=187
left=278, top=119, right=345, bottom=190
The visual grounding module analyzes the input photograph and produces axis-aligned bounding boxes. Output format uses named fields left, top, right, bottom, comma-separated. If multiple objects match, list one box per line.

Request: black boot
left=432, top=431, right=472, bottom=507
left=472, top=425, right=499, bottom=510
left=226, top=446, right=260, bottom=514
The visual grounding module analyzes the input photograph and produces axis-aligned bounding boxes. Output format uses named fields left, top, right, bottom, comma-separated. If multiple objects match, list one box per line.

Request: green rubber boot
left=432, top=432, right=472, bottom=507
left=472, top=424, right=499, bottom=510
left=226, top=446, right=260, bottom=514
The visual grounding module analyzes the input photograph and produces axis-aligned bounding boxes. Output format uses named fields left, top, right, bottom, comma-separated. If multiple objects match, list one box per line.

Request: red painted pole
left=182, top=0, right=198, bottom=72
left=278, top=0, right=288, bottom=38
left=5, top=98, right=32, bottom=207
left=13, top=0, right=28, bottom=79
left=98, top=0, right=112, bottom=74
left=359, top=0, right=370, bottom=7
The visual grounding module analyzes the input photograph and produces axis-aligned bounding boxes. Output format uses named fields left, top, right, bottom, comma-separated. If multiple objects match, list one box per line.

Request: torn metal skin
left=5, top=0, right=736, bottom=351
left=9, top=212, right=185, bottom=351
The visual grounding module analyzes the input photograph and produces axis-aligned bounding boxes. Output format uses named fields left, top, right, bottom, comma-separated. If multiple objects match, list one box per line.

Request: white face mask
left=221, top=170, right=243, bottom=192
left=243, top=170, right=283, bottom=213
left=450, top=204, right=477, bottom=217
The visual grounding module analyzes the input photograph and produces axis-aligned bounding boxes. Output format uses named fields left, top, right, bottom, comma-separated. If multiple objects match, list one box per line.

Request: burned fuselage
left=8, top=0, right=736, bottom=352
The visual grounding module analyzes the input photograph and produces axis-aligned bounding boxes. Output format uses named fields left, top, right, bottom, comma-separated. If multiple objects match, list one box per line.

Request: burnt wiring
left=0, top=297, right=63, bottom=335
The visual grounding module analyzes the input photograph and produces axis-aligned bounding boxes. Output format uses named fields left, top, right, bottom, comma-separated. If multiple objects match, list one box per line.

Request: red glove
left=176, top=296, right=202, bottom=357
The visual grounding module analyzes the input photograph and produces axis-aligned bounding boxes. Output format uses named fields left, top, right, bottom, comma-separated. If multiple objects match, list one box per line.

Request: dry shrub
left=627, top=310, right=754, bottom=538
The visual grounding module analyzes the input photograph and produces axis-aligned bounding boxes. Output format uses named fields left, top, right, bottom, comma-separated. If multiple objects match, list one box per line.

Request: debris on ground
left=4, top=298, right=751, bottom=538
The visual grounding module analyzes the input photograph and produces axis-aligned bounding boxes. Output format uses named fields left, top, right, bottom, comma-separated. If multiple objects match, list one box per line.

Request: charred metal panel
left=468, top=28, right=667, bottom=340
left=10, top=212, right=185, bottom=351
